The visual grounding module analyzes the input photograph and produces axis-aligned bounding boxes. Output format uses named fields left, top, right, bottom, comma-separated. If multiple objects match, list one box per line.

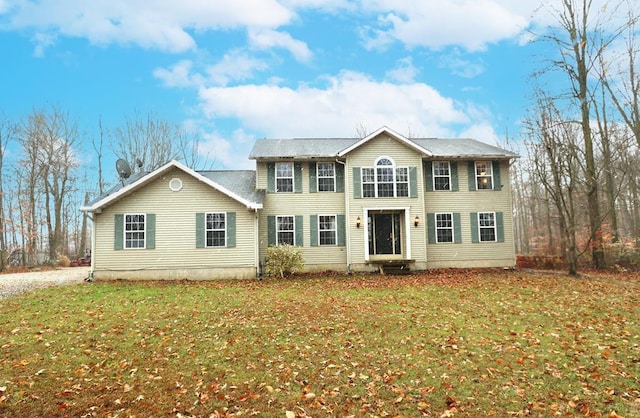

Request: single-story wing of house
left=81, top=126, right=519, bottom=280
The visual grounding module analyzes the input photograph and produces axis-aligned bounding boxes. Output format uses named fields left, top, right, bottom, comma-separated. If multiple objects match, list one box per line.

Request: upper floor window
left=475, top=161, right=493, bottom=190
left=276, top=162, right=294, bottom=192
left=205, top=212, right=226, bottom=247
left=125, top=214, right=145, bottom=249
left=433, top=161, right=451, bottom=191
left=362, top=157, right=409, bottom=198
left=317, top=162, right=335, bottom=192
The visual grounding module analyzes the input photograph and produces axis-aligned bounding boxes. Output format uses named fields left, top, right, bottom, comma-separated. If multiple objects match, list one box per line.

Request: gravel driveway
left=0, top=267, right=90, bottom=299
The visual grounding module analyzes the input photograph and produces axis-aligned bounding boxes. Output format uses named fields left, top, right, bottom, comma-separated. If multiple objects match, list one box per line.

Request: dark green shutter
left=294, top=163, right=303, bottom=193
left=114, top=214, right=124, bottom=250
left=336, top=163, right=344, bottom=193
left=267, top=162, right=275, bottom=193
left=226, top=212, right=236, bottom=247
left=353, top=167, right=361, bottom=199
left=453, top=213, right=462, bottom=243
left=309, top=162, right=317, bottom=193
left=267, top=216, right=276, bottom=246
left=146, top=214, right=155, bottom=249
left=424, top=161, right=433, bottom=191
left=468, top=161, right=476, bottom=191
left=427, top=213, right=436, bottom=244
left=409, top=166, right=418, bottom=198
left=337, top=214, right=346, bottom=246
left=295, top=215, right=303, bottom=246
left=492, top=160, right=502, bottom=191
left=470, top=212, right=479, bottom=243
left=196, top=213, right=205, bottom=248
left=451, top=162, right=459, bottom=191
left=496, top=212, right=504, bottom=242
left=310, top=215, right=318, bottom=247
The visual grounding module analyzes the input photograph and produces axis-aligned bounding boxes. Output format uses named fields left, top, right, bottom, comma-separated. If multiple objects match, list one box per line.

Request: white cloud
left=4, top=0, right=295, bottom=52
left=153, top=60, right=200, bottom=88
left=205, top=50, right=270, bottom=86
left=197, top=70, right=478, bottom=138
left=359, top=0, right=531, bottom=51
left=385, top=56, right=418, bottom=83
left=438, top=49, right=485, bottom=78
left=195, top=128, right=256, bottom=169
left=31, top=32, right=56, bottom=57
left=248, top=28, right=312, bottom=62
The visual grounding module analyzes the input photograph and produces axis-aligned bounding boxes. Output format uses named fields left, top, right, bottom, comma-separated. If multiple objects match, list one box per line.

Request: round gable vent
left=169, top=178, right=183, bottom=192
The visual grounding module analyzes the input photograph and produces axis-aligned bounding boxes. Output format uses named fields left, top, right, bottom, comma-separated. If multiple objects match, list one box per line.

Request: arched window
left=361, top=157, right=409, bottom=198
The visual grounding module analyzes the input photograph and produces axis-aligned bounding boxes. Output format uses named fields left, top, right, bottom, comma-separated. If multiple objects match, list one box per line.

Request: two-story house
left=81, top=126, right=518, bottom=279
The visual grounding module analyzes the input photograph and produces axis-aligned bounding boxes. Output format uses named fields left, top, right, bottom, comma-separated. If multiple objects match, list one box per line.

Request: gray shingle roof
left=198, top=170, right=265, bottom=205
left=249, top=137, right=518, bottom=159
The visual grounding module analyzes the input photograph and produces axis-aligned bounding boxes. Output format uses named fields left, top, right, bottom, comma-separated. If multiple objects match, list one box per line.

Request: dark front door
left=368, top=212, right=402, bottom=256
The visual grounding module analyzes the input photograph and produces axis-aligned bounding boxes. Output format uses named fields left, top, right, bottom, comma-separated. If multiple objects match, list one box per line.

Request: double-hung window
left=125, top=214, right=145, bottom=249
left=276, top=216, right=295, bottom=245
left=475, top=161, right=493, bottom=190
left=435, top=213, right=454, bottom=243
left=317, top=162, right=335, bottom=192
left=276, top=162, right=294, bottom=192
left=478, top=212, right=496, bottom=242
left=205, top=212, right=226, bottom=247
left=433, top=161, right=451, bottom=191
left=318, top=215, right=337, bottom=246
left=362, top=157, right=409, bottom=198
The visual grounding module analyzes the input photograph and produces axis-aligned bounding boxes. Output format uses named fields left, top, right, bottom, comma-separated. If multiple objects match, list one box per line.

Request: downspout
left=86, top=212, right=95, bottom=281
left=253, top=208, right=260, bottom=279
left=336, top=159, right=350, bottom=273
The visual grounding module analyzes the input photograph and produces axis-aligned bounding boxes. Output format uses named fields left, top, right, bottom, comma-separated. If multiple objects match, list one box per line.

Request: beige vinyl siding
left=258, top=161, right=347, bottom=270
left=345, top=134, right=427, bottom=267
left=424, top=160, right=516, bottom=268
left=94, top=168, right=257, bottom=278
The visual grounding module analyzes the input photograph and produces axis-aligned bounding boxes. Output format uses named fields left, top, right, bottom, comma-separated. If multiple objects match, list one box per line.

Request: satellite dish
left=116, top=159, right=132, bottom=180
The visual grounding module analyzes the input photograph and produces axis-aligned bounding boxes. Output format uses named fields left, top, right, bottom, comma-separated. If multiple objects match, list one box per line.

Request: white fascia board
left=81, top=160, right=262, bottom=212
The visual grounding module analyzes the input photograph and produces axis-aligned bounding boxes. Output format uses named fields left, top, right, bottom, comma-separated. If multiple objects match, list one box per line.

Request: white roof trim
left=81, top=160, right=262, bottom=212
left=337, top=126, right=432, bottom=157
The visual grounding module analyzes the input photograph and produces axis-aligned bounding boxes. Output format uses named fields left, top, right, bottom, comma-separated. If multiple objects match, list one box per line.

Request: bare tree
left=16, top=106, right=80, bottom=261
left=537, top=0, right=634, bottom=267
left=109, top=111, right=180, bottom=173
left=525, top=92, right=582, bottom=274
left=0, top=115, right=14, bottom=269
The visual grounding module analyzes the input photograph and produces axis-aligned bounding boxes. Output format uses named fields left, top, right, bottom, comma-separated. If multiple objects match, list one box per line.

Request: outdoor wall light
left=356, top=216, right=361, bottom=228
left=414, top=216, right=420, bottom=227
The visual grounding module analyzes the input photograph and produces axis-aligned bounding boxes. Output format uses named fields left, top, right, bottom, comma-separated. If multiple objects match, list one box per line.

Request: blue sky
left=0, top=0, right=625, bottom=174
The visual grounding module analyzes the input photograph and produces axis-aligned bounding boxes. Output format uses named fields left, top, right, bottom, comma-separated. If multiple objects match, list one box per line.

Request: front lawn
left=0, top=270, right=638, bottom=417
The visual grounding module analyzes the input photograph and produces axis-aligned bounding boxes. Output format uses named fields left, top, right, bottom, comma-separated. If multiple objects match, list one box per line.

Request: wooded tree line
left=512, top=0, right=640, bottom=273
left=0, top=108, right=209, bottom=269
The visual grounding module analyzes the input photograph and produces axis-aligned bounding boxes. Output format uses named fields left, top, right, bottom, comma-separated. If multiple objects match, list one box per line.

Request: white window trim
left=317, top=162, right=336, bottom=192
left=124, top=213, right=146, bottom=249
left=318, top=214, right=337, bottom=246
left=361, top=156, right=409, bottom=198
left=275, top=162, right=294, bottom=193
left=475, top=161, right=493, bottom=190
left=435, top=212, right=454, bottom=244
left=478, top=211, right=497, bottom=242
left=205, top=212, right=226, bottom=248
left=432, top=161, right=451, bottom=191
left=276, top=215, right=296, bottom=246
